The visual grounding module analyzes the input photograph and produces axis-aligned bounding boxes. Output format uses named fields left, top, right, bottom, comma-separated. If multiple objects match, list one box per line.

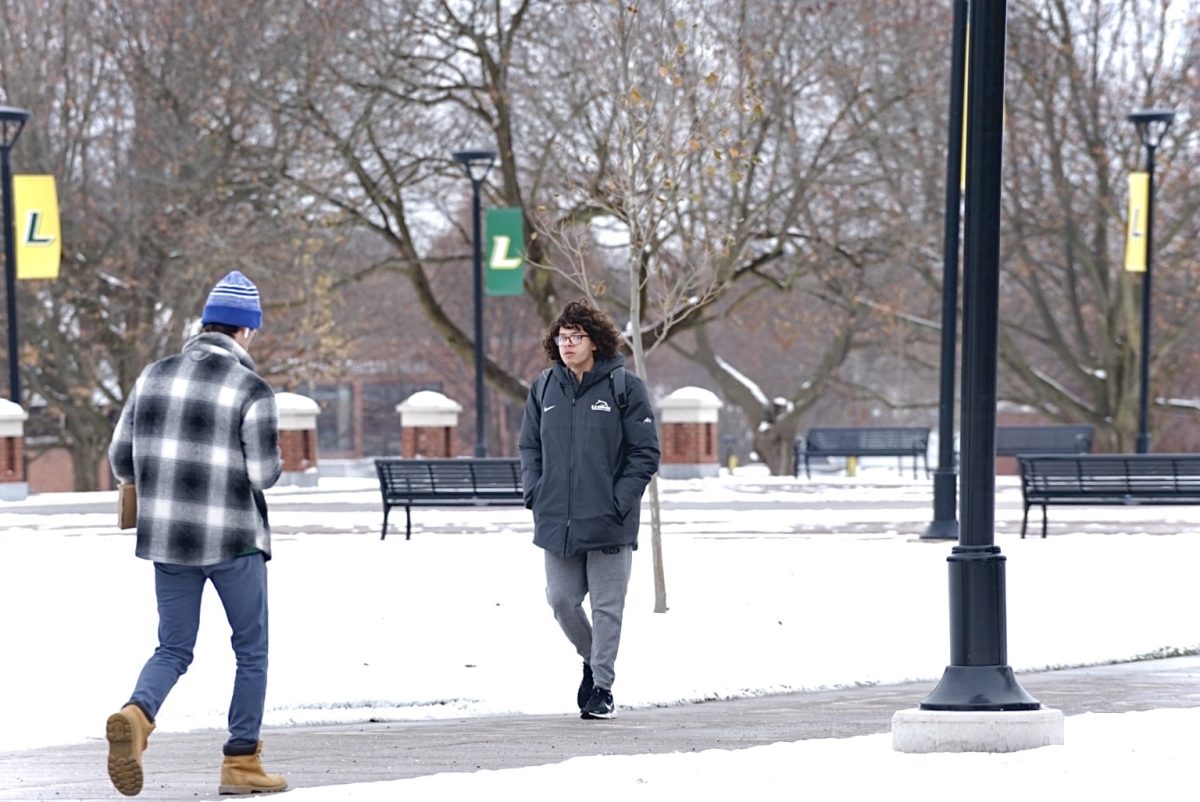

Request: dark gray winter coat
left=518, top=355, right=661, bottom=558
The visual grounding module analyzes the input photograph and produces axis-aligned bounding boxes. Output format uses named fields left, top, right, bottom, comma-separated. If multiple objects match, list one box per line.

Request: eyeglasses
left=555, top=333, right=589, bottom=346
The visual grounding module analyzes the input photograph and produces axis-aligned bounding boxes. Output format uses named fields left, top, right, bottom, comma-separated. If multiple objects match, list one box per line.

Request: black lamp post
left=1126, top=109, right=1174, bottom=455
left=451, top=149, right=498, bottom=458
left=919, top=0, right=1039, bottom=712
left=923, top=0, right=969, bottom=542
left=0, top=105, right=31, bottom=405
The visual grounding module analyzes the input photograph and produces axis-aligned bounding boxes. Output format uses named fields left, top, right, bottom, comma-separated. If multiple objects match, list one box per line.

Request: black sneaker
left=577, top=663, right=594, bottom=710
left=581, top=687, right=615, bottom=719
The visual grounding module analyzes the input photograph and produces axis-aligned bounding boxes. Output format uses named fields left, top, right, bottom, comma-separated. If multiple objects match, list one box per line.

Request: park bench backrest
left=375, top=458, right=521, bottom=500
left=465, top=459, right=523, bottom=492
left=996, top=425, right=1093, bottom=456
left=805, top=427, right=929, bottom=454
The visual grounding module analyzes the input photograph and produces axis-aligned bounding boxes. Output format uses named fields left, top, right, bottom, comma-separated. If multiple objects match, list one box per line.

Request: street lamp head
left=0, top=105, right=31, bottom=148
left=1127, top=108, right=1176, bottom=149
left=0, top=106, right=31, bottom=123
left=452, top=149, right=498, bottom=183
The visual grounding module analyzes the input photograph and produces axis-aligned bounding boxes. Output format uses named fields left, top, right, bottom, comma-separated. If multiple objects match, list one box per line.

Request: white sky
left=2, top=467, right=1198, bottom=799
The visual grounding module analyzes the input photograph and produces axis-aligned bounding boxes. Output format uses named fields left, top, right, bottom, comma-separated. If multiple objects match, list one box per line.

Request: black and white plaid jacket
left=109, top=333, right=282, bottom=565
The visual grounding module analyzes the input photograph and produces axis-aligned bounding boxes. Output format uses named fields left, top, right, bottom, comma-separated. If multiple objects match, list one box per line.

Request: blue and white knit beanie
left=200, top=270, right=262, bottom=330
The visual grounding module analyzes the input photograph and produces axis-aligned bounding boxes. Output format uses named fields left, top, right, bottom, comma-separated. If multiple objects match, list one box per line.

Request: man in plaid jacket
left=106, top=271, right=287, bottom=797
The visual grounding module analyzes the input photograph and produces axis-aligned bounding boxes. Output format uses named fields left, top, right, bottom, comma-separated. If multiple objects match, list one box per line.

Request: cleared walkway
left=4, top=656, right=1199, bottom=801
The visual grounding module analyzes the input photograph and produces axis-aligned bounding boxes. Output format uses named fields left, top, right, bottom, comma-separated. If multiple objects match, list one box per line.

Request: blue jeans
left=128, top=554, right=269, bottom=755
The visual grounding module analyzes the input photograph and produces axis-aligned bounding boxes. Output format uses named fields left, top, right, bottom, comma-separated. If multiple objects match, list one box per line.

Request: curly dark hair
left=541, top=298, right=623, bottom=364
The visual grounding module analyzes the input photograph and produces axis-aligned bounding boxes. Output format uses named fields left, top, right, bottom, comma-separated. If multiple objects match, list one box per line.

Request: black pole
left=920, top=0, right=1039, bottom=712
left=1, top=139, right=21, bottom=405
left=923, top=0, right=969, bottom=541
left=451, top=149, right=496, bottom=458
left=470, top=175, right=486, bottom=458
left=1135, top=143, right=1156, bottom=454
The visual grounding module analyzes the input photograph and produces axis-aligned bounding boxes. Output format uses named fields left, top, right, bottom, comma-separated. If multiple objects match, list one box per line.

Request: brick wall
left=280, top=429, right=318, bottom=472
left=0, top=436, right=23, bottom=482
left=402, top=426, right=458, bottom=458
left=661, top=422, right=717, bottom=465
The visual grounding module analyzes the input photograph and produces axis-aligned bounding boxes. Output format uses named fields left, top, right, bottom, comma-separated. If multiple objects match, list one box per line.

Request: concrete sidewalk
left=4, top=656, right=1198, bottom=801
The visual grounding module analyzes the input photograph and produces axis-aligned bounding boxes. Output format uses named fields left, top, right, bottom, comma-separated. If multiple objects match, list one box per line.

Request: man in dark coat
left=519, top=299, right=661, bottom=719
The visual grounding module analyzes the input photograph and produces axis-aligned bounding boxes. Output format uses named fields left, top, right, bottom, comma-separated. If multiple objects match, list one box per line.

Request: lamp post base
left=920, top=664, right=1041, bottom=711
left=922, top=468, right=959, bottom=540
left=892, top=706, right=1063, bottom=753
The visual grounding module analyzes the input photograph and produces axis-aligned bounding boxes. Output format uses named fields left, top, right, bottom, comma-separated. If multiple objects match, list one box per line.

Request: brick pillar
left=658, top=387, right=722, bottom=479
left=397, top=391, right=462, bottom=458
left=0, top=398, right=29, bottom=501
left=275, top=392, right=321, bottom=487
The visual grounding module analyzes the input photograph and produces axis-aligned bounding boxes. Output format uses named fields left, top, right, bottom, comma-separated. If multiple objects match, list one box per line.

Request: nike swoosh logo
left=543, top=405, right=556, bottom=412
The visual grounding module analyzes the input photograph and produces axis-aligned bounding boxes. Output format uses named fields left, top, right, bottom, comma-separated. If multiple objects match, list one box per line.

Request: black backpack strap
left=534, top=367, right=553, bottom=408
left=609, top=366, right=628, bottom=412
left=539, top=366, right=626, bottom=411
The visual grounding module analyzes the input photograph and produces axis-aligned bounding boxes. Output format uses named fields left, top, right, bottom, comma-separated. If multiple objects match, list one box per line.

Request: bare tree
left=999, top=0, right=1200, bottom=449
left=9, top=0, right=1199, bottom=489
left=0, top=0, right=351, bottom=487
left=264, top=1, right=910, bottom=472
left=533, top=0, right=758, bottom=612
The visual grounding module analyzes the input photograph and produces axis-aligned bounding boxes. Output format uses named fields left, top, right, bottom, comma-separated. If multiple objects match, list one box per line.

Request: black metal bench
left=995, top=425, right=1094, bottom=457
left=796, top=426, right=930, bottom=479
left=374, top=457, right=524, bottom=540
left=1017, top=454, right=1200, bottom=538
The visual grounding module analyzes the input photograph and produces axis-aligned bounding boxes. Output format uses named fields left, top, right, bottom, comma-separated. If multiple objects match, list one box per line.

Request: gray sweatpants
left=544, top=546, right=634, bottom=692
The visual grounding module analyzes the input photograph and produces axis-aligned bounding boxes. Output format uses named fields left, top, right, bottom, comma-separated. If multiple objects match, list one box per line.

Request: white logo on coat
left=591, top=400, right=612, bottom=412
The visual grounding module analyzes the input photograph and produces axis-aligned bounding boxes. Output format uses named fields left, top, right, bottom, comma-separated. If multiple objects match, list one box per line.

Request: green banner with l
left=485, top=207, right=524, bottom=296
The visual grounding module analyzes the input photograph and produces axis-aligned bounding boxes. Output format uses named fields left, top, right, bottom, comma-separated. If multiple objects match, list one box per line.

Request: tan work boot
left=218, top=741, right=288, bottom=795
left=106, top=704, right=155, bottom=796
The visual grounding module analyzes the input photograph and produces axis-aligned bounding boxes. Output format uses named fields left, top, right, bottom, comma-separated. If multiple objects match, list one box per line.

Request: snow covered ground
left=2, top=467, right=1197, bottom=799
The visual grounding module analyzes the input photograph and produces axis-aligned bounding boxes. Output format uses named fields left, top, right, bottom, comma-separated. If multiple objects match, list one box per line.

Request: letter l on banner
left=14, top=175, right=61, bottom=279
left=485, top=207, right=524, bottom=296
left=1124, top=172, right=1148, bottom=273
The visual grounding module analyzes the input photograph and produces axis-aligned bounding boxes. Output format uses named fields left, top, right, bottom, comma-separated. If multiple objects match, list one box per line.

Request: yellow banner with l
left=13, top=175, right=61, bottom=280
left=1124, top=172, right=1148, bottom=273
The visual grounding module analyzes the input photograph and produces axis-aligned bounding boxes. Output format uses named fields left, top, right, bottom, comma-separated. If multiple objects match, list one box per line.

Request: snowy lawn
left=2, top=468, right=1197, bottom=798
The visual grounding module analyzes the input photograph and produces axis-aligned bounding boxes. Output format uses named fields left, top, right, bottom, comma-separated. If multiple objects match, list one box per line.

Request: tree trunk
left=753, top=423, right=800, bottom=477
left=646, top=476, right=667, bottom=613
left=627, top=242, right=668, bottom=614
